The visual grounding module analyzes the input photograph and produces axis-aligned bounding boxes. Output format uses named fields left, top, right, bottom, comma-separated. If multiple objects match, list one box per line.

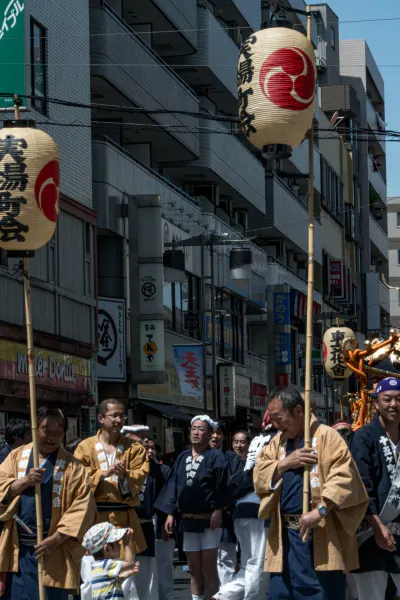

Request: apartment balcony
left=90, top=3, right=200, bottom=161
left=245, top=351, right=267, bottom=386
left=92, top=136, right=202, bottom=237
left=369, top=214, right=388, bottom=261
left=212, top=0, right=261, bottom=31
left=287, top=143, right=321, bottom=193
left=250, top=175, right=322, bottom=263
left=266, top=258, right=323, bottom=304
left=124, top=0, right=197, bottom=55
left=172, top=5, right=239, bottom=113
left=366, top=98, right=386, bottom=155
left=368, top=154, right=387, bottom=206
left=379, top=280, right=390, bottom=314
left=166, top=119, right=266, bottom=216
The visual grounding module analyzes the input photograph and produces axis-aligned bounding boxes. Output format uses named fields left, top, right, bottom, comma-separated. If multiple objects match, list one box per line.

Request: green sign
left=0, top=0, right=26, bottom=110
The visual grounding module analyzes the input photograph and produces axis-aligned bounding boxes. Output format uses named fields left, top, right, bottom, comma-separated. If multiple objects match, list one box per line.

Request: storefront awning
left=139, top=400, right=192, bottom=422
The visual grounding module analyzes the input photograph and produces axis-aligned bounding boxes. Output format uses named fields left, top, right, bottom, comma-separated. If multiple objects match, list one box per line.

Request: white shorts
left=183, top=528, right=222, bottom=552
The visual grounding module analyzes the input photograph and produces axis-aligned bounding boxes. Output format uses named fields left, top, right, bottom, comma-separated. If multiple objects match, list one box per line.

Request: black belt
left=97, top=503, right=132, bottom=512
left=19, top=531, right=49, bottom=547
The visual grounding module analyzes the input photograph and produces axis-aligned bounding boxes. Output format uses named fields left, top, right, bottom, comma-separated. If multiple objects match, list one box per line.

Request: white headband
left=121, top=425, right=150, bottom=434
left=191, top=415, right=218, bottom=431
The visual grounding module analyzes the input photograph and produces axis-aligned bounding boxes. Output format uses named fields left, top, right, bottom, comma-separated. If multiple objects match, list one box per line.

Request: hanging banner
left=98, top=297, right=126, bottom=382
left=172, top=344, right=203, bottom=403
left=0, top=0, right=25, bottom=110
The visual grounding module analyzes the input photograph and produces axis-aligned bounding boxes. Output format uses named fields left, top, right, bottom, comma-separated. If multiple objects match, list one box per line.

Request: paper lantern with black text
left=0, top=120, right=60, bottom=252
left=323, top=327, right=355, bottom=380
left=238, top=24, right=317, bottom=158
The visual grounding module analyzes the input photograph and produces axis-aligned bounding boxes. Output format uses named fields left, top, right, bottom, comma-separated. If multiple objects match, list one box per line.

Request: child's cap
left=82, top=522, right=128, bottom=555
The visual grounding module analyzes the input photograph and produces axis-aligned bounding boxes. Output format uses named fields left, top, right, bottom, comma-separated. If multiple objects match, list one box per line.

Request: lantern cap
left=2, top=119, right=36, bottom=129
left=266, top=20, right=293, bottom=30
left=262, top=144, right=292, bottom=160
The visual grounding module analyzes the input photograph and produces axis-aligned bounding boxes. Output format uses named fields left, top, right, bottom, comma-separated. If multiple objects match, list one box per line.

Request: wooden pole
left=15, top=92, right=45, bottom=600
left=303, top=8, right=315, bottom=523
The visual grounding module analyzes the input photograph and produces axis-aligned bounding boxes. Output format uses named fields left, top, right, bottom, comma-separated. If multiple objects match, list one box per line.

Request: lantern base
left=262, top=144, right=292, bottom=160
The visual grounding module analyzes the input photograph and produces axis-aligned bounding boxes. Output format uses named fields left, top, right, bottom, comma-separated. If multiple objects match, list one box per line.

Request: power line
left=1, top=15, right=400, bottom=41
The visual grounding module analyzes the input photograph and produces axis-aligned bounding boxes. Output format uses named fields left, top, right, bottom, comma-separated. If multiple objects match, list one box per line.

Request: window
left=398, top=290, right=400, bottom=306
left=163, top=275, right=200, bottom=338
left=397, top=212, right=400, bottom=228
left=31, top=20, right=47, bottom=115
left=330, top=26, right=336, bottom=49
left=397, top=249, right=400, bottom=266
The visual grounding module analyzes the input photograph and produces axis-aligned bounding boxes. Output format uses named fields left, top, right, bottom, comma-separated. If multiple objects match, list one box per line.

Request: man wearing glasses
left=155, top=415, right=229, bottom=600
left=75, top=399, right=150, bottom=599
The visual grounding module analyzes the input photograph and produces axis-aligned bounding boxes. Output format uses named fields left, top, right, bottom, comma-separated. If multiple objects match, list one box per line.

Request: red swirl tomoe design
left=259, top=47, right=315, bottom=111
left=34, top=159, right=60, bottom=223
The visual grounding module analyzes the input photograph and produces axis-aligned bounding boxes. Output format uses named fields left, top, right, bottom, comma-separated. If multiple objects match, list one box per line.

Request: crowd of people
left=0, top=379, right=399, bottom=599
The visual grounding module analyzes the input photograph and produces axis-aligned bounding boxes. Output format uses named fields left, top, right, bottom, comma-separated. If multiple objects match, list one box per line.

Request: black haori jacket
left=351, top=413, right=398, bottom=516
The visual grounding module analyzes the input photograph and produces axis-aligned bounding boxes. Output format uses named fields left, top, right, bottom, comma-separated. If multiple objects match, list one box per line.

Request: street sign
left=184, top=311, right=200, bottom=332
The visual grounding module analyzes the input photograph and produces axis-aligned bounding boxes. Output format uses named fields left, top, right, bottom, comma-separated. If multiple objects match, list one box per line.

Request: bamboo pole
left=23, top=258, right=45, bottom=600
left=15, top=91, right=45, bottom=600
left=302, top=7, right=315, bottom=525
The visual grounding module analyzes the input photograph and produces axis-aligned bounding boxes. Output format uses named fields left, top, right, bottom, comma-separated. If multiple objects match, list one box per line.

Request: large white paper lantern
left=323, top=327, right=355, bottom=381
left=238, top=24, right=316, bottom=158
left=0, top=120, right=60, bottom=252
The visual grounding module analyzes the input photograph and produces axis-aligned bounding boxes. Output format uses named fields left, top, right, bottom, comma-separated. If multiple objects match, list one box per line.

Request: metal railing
left=92, top=135, right=202, bottom=208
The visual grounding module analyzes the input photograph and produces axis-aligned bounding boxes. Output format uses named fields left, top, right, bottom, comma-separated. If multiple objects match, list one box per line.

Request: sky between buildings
left=309, top=0, right=399, bottom=197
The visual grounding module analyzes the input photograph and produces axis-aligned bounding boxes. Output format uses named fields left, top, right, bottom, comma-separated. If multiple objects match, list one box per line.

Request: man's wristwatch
left=316, top=504, right=328, bottom=518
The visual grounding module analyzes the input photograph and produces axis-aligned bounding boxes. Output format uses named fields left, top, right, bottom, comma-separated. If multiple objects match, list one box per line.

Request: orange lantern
left=238, top=23, right=316, bottom=158
left=0, top=120, right=60, bottom=252
left=323, top=327, right=355, bottom=381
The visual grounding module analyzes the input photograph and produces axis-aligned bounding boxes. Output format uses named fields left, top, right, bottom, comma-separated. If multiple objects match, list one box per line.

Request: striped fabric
left=91, top=559, right=123, bottom=599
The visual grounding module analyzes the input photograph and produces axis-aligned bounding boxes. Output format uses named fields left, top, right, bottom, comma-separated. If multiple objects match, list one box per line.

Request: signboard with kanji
left=140, top=320, right=165, bottom=372
left=273, top=292, right=291, bottom=325
left=274, top=332, right=291, bottom=367
left=219, top=364, right=235, bottom=417
left=329, top=259, right=345, bottom=299
left=0, top=1, right=25, bottom=110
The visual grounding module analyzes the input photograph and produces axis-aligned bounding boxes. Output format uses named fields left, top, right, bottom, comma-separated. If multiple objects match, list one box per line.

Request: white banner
left=98, top=297, right=126, bottom=382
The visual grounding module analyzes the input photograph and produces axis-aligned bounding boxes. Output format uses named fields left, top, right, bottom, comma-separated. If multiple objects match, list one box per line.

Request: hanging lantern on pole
left=238, top=22, right=317, bottom=159
left=0, top=120, right=60, bottom=252
left=0, top=109, right=60, bottom=600
left=323, top=326, right=355, bottom=380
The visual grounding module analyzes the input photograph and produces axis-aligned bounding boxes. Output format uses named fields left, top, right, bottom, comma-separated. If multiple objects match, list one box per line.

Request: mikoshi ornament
left=0, top=120, right=60, bottom=251
left=238, top=22, right=317, bottom=159
left=337, top=329, right=400, bottom=430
